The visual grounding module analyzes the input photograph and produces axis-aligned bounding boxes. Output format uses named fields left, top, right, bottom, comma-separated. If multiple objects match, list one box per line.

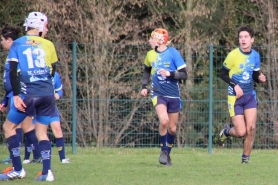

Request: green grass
left=0, top=147, right=278, bottom=185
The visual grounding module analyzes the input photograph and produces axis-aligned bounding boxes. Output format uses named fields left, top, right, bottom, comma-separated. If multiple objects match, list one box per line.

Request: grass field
left=0, top=146, right=277, bottom=185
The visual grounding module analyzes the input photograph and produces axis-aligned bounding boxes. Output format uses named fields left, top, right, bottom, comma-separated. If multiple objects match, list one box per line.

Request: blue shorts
left=151, top=96, right=181, bottom=113
left=8, top=95, right=56, bottom=125
left=228, top=93, right=257, bottom=117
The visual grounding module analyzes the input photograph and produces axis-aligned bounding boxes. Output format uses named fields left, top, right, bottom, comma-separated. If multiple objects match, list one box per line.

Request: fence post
left=208, top=44, right=213, bottom=154
left=72, top=42, right=77, bottom=154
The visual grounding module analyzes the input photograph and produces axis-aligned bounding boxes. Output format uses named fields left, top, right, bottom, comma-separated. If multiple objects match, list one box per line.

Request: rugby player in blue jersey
left=218, top=26, right=266, bottom=163
left=140, top=28, right=187, bottom=166
left=50, top=72, right=69, bottom=163
left=0, top=12, right=58, bottom=181
left=0, top=26, right=41, bottom=165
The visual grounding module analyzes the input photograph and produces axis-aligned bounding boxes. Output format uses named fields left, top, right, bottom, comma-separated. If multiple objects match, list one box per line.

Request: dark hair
left=1, top=26, right=21, bottom=41
left=238, top=26, right=254, bottom=38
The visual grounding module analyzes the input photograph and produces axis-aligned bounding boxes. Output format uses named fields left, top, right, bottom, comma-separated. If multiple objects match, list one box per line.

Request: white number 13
left=23, top=48, right=46, bottom=68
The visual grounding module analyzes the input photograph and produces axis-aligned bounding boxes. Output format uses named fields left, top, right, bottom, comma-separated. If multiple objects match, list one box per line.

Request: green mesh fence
left=0, top=44, right=277, bottom=153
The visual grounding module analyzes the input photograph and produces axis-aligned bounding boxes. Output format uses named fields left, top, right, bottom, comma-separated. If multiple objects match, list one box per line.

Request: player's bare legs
left=156, top=104, right=168, bottom=136
left=168, top=113, right=178, bottom=135
left=225, top=108, right=257, bottom=163
left=50, top=121, right=63, bottom=138
left=3, top=121, right=18, bottom=138
left=242, top=108, right=257, bottom=156
left=35, top=122, right=49, bottom=141
left=156, top=104, right=170, bottom=165
left=156, top=104, right=178, bottom=166
left=21, top=116, right=35, bottom=133
left=50, top=121, right=69, bottom=163
left=1, top=120, right=26, bottom=179
left=229, top=115, right=246, bottom=137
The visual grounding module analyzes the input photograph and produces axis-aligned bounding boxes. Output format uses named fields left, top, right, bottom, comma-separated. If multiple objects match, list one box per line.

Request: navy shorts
left=8, top=95, right=56, bottom=125
left=151, top=96, right=181, bottom=113
left=228, top=93, right=257, bottom=117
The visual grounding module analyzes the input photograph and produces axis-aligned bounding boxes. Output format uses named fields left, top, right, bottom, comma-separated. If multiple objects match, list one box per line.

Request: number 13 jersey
left=7, top=35, right=58, bottom=97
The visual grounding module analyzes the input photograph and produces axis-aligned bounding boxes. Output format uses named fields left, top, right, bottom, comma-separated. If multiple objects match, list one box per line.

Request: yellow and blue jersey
left=223, top=48, right=260, bottom=96
left=144, top=47, right=186, bottom=98
left=7, top=35, right=58, bottom=97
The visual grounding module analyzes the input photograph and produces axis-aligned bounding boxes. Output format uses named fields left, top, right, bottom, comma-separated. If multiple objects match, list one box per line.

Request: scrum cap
left=23, top=12, right=48, bottom=32
left=151, top=28, right=169, bottom=45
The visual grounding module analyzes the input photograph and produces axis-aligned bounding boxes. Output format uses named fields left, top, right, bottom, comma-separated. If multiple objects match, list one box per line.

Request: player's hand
left=54, top=93, right=60, bottom=100
left=259, top=73, right=266, bottom=83
left=234, top=85, right=243, bottom=99
left=140, top=89, right=148, bottom=96
left=0, top=104, right=6, bottom=113
left=159, top=69, right=170, bottom=77
left=13, top=95, right=26, bottom=112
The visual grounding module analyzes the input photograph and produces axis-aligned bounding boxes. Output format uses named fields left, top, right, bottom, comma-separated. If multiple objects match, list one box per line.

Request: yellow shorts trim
left=227, top=95, right=237, bottom=117
left=151, top=96, right=158, bottom=107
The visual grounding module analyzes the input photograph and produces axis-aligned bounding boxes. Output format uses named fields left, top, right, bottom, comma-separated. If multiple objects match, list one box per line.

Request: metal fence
left=0, top=43, right=278, bottom=154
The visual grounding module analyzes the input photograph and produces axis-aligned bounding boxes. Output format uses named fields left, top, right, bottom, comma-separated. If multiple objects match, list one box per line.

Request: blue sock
left=24, top=136, right=32, bottom=160
left=25, top=129, right=40, bottom=159
left=6, top=135, right=22, bottom=171
left=159, top=134, right=167, bottom=151
left=16, top=128, right=23, bottom=146
left=39, top=140, right=52, bottom=175
left=224, top=128, right=230, bottom=137
left=167, top=131, right=176, bottom=155
left=242, top=154, right=249, bottom=159
left=56, top=137, right=66, bottom=161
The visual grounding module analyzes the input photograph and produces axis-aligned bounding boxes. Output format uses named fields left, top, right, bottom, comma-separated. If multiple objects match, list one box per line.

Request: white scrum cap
left=23, top=12, right=48, bottom=32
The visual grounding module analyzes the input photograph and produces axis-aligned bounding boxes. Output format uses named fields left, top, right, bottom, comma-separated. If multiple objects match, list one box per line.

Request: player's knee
left=168, top=125, right=176, bottom=134
left=246, top=126, right=256, bottom=136
left=159, top=118, right=169, bottom=128
left=236, top=130, right=246, bottom=137
left=3, top=122, right=13, bottom=134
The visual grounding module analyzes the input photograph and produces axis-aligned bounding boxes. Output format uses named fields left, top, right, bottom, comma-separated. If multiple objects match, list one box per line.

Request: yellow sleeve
left=144, top=51, right=152, bottom=67
left=49, top=42, right=58, bottom=64
left=223, top=51, right=235, bottom=70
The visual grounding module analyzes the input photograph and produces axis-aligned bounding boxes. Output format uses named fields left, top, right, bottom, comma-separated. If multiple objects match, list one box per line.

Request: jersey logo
left=242, top=71, right=250, bottom=80
left=164, top=62, right=170, bottom=68
left=26, top=40, right=42, bottom=46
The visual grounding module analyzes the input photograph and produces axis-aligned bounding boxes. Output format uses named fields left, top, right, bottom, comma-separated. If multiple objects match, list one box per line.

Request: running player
left=140, top=28, right=187, bottom=166
left=217, top=25, right=266, bottom=163
left=0, top=12, right=58, bottom=181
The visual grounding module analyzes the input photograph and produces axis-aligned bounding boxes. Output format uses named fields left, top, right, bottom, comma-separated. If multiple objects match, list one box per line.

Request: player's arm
left=141, top=65, right=151, bottom=89
left=168, top=67, right=187, bottom=80
left=49, top=42, right=59, bottom=77
left=0, top=96, right=9, bottom=107
left=51, top=62, right=57, bottom=77
left=54, top=72, right=63, bottom=99
left=252, top=70, right=265, bottom=83
left=219, top=66, right=237, bottom=87
left=9, top=61, right=20, bottom=95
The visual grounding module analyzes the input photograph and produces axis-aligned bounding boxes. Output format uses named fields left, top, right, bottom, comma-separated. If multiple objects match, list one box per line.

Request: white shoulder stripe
left=7, top=58, right=19, bottom=62
left=177, top=64, right=186, bottom=70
